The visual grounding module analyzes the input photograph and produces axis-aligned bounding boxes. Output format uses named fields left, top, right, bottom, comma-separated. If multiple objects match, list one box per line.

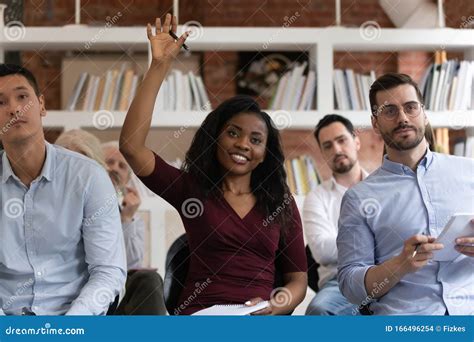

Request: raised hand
left=147, top=13, right=189, bottom=65
left=120, top=186, right=141, bottom=224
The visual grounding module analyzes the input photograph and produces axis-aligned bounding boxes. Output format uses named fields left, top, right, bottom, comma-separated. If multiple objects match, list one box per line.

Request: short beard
left=333, top=158, right=355, bottom=174
left=382, top=125, right=425, bottom=151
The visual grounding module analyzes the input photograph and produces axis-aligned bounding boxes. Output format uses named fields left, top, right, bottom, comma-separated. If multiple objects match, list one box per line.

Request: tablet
left=433, top=213, right=474, bottom=261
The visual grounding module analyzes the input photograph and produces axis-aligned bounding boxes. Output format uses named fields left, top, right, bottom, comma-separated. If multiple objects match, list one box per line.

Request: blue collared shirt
left=0, top=143, right=126, bottom=315
left=337, top=149, right=474, bottom=315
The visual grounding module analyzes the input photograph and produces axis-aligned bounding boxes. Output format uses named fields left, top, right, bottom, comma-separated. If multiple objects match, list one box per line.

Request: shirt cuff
left=122, top=216, right=139, bottom=233
left=65, top=303, right=95, bottom=316
left=340, top=265, right=372, bottom=305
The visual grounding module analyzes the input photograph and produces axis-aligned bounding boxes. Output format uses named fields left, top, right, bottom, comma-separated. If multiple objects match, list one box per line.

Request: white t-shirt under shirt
left=303, top=169, right=368, bottom=289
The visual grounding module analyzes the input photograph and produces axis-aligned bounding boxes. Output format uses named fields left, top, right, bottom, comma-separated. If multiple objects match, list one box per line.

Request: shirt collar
left=41, top=142, right=55, bottom=182
left=329, top=168, right=369, bottom=191
left=381, top=148, right=434, bottom=175
left=419, top=148, right=434, bottom=169
left=1, top=150, right=13, bottom=184
left=1, top=142, right=55, bottom=184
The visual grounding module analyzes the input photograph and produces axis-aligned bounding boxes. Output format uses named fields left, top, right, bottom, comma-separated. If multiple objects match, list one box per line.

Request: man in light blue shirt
left=337, top=72, right=474, bottom=315
left=0, top=64, right=126, bottom=315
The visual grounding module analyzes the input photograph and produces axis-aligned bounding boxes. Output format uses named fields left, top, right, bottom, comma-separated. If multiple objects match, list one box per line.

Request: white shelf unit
left=2, top=26, right=473, bottom=272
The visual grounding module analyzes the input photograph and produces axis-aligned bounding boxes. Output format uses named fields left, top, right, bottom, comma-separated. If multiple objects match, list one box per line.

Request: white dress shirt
left=122, top=216, right=145, bottom=270
left=303, top=168, right=368, bottom=289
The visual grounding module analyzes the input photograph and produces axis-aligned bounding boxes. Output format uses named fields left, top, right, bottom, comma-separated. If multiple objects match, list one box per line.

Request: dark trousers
left=114, top=270, right=167, bottom=315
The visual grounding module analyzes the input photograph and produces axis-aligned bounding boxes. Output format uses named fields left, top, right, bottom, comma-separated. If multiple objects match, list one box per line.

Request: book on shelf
left=453, top=137, right=474, bottom=158
left=66, top=72, right=87, bottom=111
left=153, top=69, right=212, bottom=112
left=66, top=66, right=212, bottom=113
left=434, top=128, right=450, bottom=154
left=333, top=69, right=376, bottom=111
left=270, top=62, right=316, bottom=111
left=419, top=57, right=474, bottom=111
left=66, top=65, right=143, bottom=112
left=284, top=155, right=320, bottom=195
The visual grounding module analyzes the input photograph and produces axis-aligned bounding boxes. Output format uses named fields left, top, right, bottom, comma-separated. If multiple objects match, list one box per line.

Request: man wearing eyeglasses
left=337, top=72, right=474, bottom=315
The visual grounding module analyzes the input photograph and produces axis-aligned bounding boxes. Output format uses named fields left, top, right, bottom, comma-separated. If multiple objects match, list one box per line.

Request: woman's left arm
left=248, top=272, right=307, bottom=315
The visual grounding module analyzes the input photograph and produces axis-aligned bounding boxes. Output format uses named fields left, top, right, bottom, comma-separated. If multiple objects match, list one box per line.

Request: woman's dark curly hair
left=182, top=95, right=293, bottom=235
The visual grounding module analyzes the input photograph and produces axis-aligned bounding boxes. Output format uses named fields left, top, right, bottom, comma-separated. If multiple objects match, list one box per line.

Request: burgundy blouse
left=139, top=153, right=307, bottom=314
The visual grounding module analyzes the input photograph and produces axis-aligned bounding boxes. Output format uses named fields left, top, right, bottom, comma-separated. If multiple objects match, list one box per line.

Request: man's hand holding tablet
left=434, top=214, right=474, bottom=261
left=454, top=217, right=474, bottom=258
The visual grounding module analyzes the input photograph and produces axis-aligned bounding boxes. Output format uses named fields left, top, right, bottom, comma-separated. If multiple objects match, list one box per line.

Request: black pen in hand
left=412, top=232, right=427, bottom=258
left=169, top=31, right=189, bottom=51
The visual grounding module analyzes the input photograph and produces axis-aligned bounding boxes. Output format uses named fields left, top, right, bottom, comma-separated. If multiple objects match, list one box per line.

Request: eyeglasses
left=374, top=101, right=423, bottom=120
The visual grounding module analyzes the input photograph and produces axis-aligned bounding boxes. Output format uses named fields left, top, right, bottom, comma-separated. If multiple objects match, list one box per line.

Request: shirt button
left=36, top=271, right=42, bottom=276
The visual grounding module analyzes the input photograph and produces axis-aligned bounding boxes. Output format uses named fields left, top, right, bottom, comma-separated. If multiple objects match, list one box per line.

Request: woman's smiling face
left=216, top=112, right=268, bottom=177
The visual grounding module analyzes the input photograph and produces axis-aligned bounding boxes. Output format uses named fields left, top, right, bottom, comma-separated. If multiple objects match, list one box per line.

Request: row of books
left=67, top=65, right=141, bottom=111
left=334, top=69, right=376, bottom=111
left=419, top=59, right=474, bottom=111
left=67, top=67, right=212, bottom=112
left=269, top=62, right=316, bottom=111
left=284, top=155, right=320, bottom=195
left=66, top=61, right=472, bottom=114
left=154, top=69, right=211, bottom=111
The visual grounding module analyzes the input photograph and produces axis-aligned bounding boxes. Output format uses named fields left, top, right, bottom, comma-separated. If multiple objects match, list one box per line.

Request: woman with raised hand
left=120, top=13, right=307, bottom=315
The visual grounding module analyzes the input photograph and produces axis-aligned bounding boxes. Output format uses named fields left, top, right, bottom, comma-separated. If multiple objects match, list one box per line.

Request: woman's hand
left=120, top=13, right=190, bottom=177
left=246, top=297, right=273, bottom=315
left=147, top=13, right=189, bottom=66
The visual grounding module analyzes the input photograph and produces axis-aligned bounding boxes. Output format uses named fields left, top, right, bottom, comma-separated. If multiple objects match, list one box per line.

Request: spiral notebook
left=191, top=301, right=270, bottom=316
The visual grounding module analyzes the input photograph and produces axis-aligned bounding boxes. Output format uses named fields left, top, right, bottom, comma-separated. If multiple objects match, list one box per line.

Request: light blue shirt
left=337, top=149, right=474, bottom=315
left=0, top=142, right=126, bottom=315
